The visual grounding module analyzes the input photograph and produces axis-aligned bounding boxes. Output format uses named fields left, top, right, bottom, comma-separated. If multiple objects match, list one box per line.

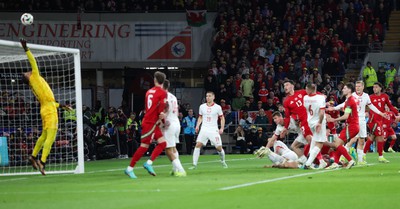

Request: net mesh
left=0, top=43, right=79, bottom=175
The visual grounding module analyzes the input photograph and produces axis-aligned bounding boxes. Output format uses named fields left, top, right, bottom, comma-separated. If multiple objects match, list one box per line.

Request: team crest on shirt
left=290, top=101, right=294, bottom=104
left=298, top=94, right=302, bottom=98
left=207, top=108, right=211, bottom=113
left=382, top=98, right=385, bottom=101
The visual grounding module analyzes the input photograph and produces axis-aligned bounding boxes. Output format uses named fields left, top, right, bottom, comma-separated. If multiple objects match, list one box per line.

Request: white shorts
left=282, top=151, right=298, bottom=162
left=162, top=123, right=181, bottom=148
left=196, top=128, right=222, bottom=147
left=294, top=132, right=308, bottom=145
left=356, top=119, right=367, bottom=138
left=310, top=123, right=327, bottom=143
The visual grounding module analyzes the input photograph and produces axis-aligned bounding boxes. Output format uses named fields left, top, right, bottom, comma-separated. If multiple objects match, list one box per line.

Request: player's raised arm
left=384, top=94, right=399, bottom=115
left=20, top=39, right=39, bottom=76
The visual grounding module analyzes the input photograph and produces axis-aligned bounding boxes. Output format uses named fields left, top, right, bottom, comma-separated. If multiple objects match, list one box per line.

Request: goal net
left=0, top=39, right=84, bottom=176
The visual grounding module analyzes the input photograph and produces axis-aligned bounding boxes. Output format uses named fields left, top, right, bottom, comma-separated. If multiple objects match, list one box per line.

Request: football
left=20, top=13, right=34, bottom=26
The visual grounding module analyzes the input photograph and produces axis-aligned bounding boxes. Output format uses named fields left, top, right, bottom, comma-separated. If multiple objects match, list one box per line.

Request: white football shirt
left=273, top=140, right=291, bottom=156
left=199, top=103, right=223, bottom=129
left=165, top=92, right=180, bottom=124
left=274, top=117, right=300, bottom=135
left=336, top=92, right=374, bottom=119
left=303, top=94, right=326, bottom=127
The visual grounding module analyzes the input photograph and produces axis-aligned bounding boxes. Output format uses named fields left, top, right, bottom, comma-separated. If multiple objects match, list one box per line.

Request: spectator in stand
left=204, top=70, right=218, bottom=93
left=233, top=125, right=247, bottom=154
left=240, top=74, right=254, bottom=99
left=258, top=83, right=268, bottom=104
left=232, top=90, right=246, bottom=111
left=392, top=76, right=400, bottom=96
left=309, top=68, right=323, bottom=87
left=241, top=99, right=252, bottom=112
left=377, top=66, right=386, bottom=86
left=386, top=64, right=397, bottom=88
left=224, top=78, right=235, bottom=104
left=363, top=61, right=378, bottom=94
left=298, top=68, right=309, bottom=88
left=265, top=98, right=278, bottom=112
left=254, top=108, right=269, bottom=130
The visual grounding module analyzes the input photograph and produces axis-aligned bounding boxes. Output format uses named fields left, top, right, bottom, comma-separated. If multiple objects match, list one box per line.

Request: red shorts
left=338, top=125, right=359, bottom=142
left=383, top=127, right=396, bottom=138
left=299, top=119, right=313, bottom=138
left=320, top=145, right=331, bottom=155
left=368, top=121, right=383, bottom=136
left=327, top=122, right=336, bottom=134
left=141, top=123, right=163, bottom=144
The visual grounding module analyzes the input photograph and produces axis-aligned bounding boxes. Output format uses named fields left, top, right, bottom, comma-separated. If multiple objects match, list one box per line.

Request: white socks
left=217, top=149, right=226, bottom=163
left=305, top=147, right=321, bottom=166
left=357, top=149, right=364, bottom=162
left=298, top=155, right=307, bottom=164
left=172, top=159, right=185, bottom=173
left=193, top=147, right=200, bottom=166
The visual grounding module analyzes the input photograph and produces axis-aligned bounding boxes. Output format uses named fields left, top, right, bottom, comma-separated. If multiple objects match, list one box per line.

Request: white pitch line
left=219, top=163, right=376, bottom=191
left=85, top=157, right=255, bottom=174
left=0, top=178, right=27, bottom=183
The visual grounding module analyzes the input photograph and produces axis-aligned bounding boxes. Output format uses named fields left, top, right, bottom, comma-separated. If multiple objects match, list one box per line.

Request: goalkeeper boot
left=143, top=162, right=156, bottom=176
left=378, top=156, right=390, bottom=163
left=253, top=146, right=265, bottom=156
left=388, top=147, right=396, bottom=153
left=29, top=156, right=38, bottom=170
left=124, top=169, right=137, bottom=179
left=37, top=160, right=46, bottom=176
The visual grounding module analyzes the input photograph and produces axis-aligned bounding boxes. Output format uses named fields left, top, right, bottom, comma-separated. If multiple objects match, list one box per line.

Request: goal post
left=0, top=39, right=84, bottom=176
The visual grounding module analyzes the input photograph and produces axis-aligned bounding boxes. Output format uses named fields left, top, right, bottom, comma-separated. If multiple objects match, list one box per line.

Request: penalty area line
left=219, top=163, right=375, bottom=191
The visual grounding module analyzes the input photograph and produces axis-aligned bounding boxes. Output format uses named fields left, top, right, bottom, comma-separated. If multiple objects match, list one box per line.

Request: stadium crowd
left=206, top=0, right=397, bottom=152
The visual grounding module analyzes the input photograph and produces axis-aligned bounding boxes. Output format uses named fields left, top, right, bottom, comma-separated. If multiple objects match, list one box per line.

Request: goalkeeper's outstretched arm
left=20, top=38, right=39, bottom=77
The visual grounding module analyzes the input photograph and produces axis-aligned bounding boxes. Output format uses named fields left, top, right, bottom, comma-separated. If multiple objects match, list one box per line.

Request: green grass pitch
left=1, top=153, right=399, bottom=209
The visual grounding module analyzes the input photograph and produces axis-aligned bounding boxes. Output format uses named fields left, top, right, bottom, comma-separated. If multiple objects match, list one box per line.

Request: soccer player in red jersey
left=326, top=83, right=358, bottom=169
left=326, top=101, right=340, bottom=135
left=364, top=82, right=400, bottom=163
left=125, top=71, right=168, bottom=179
left=382, top=107, right=397, bottom=153
left=281, top=80, right=323, bottom=164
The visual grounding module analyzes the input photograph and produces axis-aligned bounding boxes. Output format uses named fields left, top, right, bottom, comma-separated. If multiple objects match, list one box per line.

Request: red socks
left=389, top=138, right=396, bottom=148
left=304, top=144, right=310, bottom=157
left=364, top=139, right=373, bottom=154
left=377, top=141, right=384, bottom=156
left=129, top=146, right=148, bottom=167
left=150, top=141, right=167, bottom=161
left=337, top=145, right=352, bottom=161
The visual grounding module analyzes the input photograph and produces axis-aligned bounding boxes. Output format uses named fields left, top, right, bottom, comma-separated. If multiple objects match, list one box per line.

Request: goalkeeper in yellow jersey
left=20, top=39, right=71, bottom=175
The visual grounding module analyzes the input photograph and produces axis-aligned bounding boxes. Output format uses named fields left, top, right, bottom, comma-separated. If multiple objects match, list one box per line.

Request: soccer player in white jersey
left=302, top=83, right=328, bottom=169
left=189, top=91, right=227, bottom=169
left=161, top=80, right=186, bottom=176
left=329, top=81, right=385, bottom=164
left=254, top=111, right=299, bottom=168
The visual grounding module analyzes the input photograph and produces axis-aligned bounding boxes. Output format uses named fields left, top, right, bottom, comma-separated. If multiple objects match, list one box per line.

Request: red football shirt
left=344, top=96, right=359, bottom=126
left=143, top=86, right=167, bottom=124
left=369, top=93, right=398, bottom=122
left=283, top=89, right=308, bottom=128
left=383, top=111, right=396, bottom=129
